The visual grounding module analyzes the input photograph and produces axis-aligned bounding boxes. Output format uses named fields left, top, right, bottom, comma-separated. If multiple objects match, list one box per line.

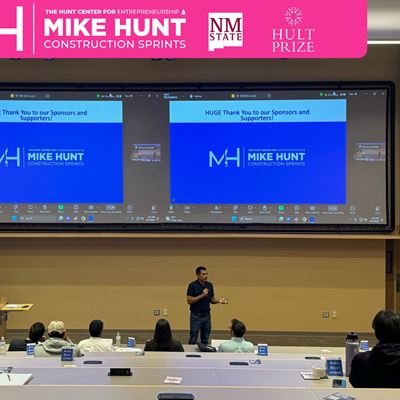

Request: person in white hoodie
left=34, top=320, right=81, bottom=358
left=78, top=320, right=113, bottom=352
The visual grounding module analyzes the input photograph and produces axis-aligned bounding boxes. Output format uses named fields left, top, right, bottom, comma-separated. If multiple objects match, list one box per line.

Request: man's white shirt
left=78, top=337, right=113, bottom=352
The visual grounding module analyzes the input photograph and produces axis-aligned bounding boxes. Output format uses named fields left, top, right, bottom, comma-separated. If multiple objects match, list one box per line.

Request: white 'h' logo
left=209, top=148, right=241, bottom=168
left=0, top=6, right=24, bottom=51
left=0, top=148, right=21, bottom=167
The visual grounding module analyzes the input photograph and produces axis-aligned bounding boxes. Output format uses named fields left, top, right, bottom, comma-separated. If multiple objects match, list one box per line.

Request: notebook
left=0, top=373, right=33, bottom=385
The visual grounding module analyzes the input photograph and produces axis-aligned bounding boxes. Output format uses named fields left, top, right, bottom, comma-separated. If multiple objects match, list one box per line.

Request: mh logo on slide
left=209, top=148, right=241, bottom=168
left=0, top=6, right=24, bottom=51
left=0, top=148, right=21, bottom=167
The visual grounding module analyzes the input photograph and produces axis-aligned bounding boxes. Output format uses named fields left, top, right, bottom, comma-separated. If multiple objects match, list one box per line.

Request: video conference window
left=0, top=83, right=393, bottom=232
left=169, top=100, right=346, bottom=205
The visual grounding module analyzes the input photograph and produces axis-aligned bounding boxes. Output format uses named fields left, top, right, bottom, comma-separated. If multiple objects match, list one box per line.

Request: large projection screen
left=0, top=82, right=394, bottom=232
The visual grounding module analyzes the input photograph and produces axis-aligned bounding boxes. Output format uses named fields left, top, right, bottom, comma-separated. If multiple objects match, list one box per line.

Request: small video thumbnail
left=130, top=144, right=161, bottom=162
left=354, top=142, right=385, bottom=162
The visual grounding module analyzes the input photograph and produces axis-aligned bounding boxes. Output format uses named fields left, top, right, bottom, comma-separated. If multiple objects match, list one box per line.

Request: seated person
left=144, top=318, right=184, bottom=352
left=350, top=310, right=400, bottom=388
left=8, top=321, right=45, bottom=351
left=78, top=319, right=113, bottom=352
left=218, top=319, right=254, bottom=353
left=34, top=320, right=81, bottom=358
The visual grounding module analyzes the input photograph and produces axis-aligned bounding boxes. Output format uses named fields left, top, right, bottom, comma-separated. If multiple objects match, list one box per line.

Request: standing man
left=187, top=266, right=228, bottom=344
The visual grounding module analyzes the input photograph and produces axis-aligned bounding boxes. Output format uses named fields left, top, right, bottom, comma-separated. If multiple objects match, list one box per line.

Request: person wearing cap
left=34, top=320, right=81, bottom=358
left=218, top=319, right=254, bottom=353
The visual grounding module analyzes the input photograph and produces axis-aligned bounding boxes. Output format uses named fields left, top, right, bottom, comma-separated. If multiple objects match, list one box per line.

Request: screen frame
left=0, top=81, right=394, bottom=233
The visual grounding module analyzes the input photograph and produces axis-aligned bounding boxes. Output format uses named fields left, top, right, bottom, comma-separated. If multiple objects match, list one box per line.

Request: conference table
left=0, top=345, right=398, bottom=399
left=0, top=386, right=399, bottom=400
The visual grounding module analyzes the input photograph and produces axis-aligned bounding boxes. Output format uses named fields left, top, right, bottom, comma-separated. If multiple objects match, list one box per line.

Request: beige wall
left=0, top=45, right=398, bottom=333
left=0, top=238, right=385, bottom=332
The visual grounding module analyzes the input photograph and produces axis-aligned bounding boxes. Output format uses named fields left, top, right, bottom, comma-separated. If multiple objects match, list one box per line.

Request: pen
left=7, top=374, right=10, bottom=381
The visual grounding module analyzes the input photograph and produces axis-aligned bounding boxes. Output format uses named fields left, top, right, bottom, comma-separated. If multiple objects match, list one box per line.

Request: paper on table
left=1, top=304, right=33, bottom=311
left=300, top=372, right=320, bottom=380
left=0, top=373, right=33, bottom=386
left=323, top=393, right=356, bottom=400
left=164, top=376, right=183, bottom=384
left=115, top=347, right=144, bottom=354
left=2, top=304, right=24, bottom=308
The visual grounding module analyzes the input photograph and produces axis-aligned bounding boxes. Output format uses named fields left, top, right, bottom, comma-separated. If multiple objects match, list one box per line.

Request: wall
left=0, top=45, right=398, bottom=333
left=0, top=238, right=386, bottom=332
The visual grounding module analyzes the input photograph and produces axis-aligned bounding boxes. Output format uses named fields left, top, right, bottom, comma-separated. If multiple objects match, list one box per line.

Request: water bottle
left=0, top=337, right=6, bottom=355
left=345, top=332, right=359, bottom=376
left=115, top=332, right=121, bottom=347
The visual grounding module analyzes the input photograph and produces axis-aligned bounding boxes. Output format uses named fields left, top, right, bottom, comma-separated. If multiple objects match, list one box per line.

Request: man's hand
left=202, top=288, right=209, bottom=297
left=219, top=298, right=228, bottom=304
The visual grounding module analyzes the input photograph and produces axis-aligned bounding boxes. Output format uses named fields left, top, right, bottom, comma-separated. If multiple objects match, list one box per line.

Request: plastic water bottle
left=0, top=337, right=6, bottom=355
left=115, top=332, right=121, bottom=347
left=345, top=332, right=359, bottom=376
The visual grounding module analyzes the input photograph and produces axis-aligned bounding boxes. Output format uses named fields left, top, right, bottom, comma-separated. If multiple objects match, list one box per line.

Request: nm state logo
left=0, top=6, right=24, bottom=51
left=208, top=12, right=243, bottom=51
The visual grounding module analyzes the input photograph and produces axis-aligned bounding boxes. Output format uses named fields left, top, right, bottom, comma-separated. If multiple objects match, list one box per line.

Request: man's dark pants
left=189, top=313, right=211, bottom=344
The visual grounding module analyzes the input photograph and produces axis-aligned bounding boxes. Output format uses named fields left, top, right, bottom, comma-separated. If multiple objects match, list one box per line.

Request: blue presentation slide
left=0, top=100, right=123, bottom=203
left=169, top=100, right=347, bottom=204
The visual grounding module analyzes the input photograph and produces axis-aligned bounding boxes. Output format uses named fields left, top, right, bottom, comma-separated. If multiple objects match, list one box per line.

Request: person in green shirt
left=218, top=319, right=254, bottom=353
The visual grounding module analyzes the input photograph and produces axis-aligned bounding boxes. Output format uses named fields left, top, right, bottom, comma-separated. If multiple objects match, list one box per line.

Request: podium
left=0, top=300, right=34, bottom=337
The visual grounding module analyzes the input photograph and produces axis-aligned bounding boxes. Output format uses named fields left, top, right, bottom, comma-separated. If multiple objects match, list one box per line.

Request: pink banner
left=0, top=0, right=367, bottom=58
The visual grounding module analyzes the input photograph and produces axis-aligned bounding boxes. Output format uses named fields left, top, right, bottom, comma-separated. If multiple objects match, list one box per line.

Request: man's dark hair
left=28, top=322, right=45, bottom=343
left=196, top=266, right=207, bottom=275
left=89, top=320, right=104, bottom=338
left=372, top=310, right=400, bottom=344
left=153, top=318, right=173, bottom=350
left=231, top=319, right=246, bottom=338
